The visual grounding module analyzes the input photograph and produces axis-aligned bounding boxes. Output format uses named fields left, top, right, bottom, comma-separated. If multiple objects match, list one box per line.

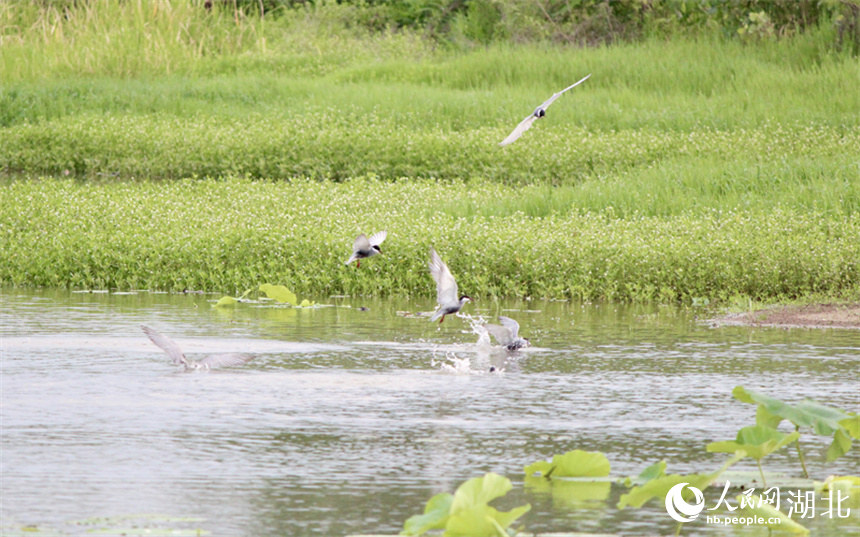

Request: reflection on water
left=1, top=288, right=858, bottom=536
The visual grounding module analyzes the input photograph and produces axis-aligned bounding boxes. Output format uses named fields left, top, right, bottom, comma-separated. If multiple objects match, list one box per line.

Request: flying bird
left=345, top=231, right=387, bottom=267
left=483, top=316, right=530, bottom=351
left=499, top=74, right=591, bottom=147
left=141, top=325, right=255, bottom=371
left=428, top=248, right=471, bottom=323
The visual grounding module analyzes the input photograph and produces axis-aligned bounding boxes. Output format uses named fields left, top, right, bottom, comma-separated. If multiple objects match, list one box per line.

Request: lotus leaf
left=733, top=494, right=809, bottom=534
left=732, top=386, right=859, bottom=461
left=813, top=475, right=860, bottom=509
left=617, top=473, right=713, bottom=510
left=524, top=450, right=610, bottom=479
left=259, top=283, right=297, bottom=305
left=618, top=453, right=744, bottom=509
left=213, top=296, right=238, bottom=307
left=707, top=425, right=800, bottom=460
left=213, top=288, right=251, bottom=308
left=400, top=493, right=453, bottom=536
left=624, top=460, right=667, bottom=487
left=401, top=473, right=530, bottom=537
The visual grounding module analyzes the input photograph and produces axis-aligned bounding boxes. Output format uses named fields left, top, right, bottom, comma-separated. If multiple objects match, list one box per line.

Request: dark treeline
left=35, top=0, right=860, bottom=52
left=223, top=0, right=859, bottom=51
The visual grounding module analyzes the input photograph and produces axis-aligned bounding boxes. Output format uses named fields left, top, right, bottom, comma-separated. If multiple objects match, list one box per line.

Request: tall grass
left=0, top=1, right=432, bottom=83
left=2, top=36, right=857, bottom=129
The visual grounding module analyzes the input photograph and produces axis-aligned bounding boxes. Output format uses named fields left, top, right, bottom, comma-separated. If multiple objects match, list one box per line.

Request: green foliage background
left=1, top=1, right=858, bottom=301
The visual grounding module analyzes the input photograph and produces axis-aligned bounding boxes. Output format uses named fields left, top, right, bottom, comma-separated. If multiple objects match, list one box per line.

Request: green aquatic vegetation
left=3, top=114, right=857, bottom=191
left=618, top=473, right=714, bottom=510
left=706, top=425, right=801, bottom=486
left=2, top=177, right=859, bottom=302
left=524, top=449, right=610, bottom=479
left=732, top=386, right=860, bottom=473
left=258, top=283, right=298, bottom=305
left=523, top=450, right=612, bottom=507
left=617, top=453, right=744, bottom=510
left=213, top=288, right=252, bottom=307
left=401, top=493, right=454, bottom=536
left=216, top=285, right=316, bottom=308
left=814, top=476, right=860, bottom=509
left=623, top=460, right=667, bottom=487
left=524, top=477, right=611, bottom=505
left=401, top=473, right=530, bottom=537
left=732, top=493, right=809, bottom=534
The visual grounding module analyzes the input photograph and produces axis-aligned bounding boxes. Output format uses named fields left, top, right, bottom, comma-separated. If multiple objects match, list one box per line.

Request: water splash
left=431, top=352, right=475, bottom=374
left=457, top=312, right=491, bottom=346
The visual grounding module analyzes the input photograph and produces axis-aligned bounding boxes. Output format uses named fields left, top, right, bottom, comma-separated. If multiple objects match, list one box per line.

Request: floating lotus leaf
left=814, top=475, right=860, bottom=509
left=213, top=288, right=251, bottom=308
left=213, top=296, right=238, bottom=307
left=259, top=283, right=297, bottom=305
left=524, top=450, right=610, bottom=478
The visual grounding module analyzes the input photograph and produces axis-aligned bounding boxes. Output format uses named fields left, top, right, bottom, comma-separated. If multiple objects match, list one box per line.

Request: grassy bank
left=2, top=177, right=859, bottom=302
left=2, top=3, right=858, bottom=184
left=1, top=2, right=858, bottom=301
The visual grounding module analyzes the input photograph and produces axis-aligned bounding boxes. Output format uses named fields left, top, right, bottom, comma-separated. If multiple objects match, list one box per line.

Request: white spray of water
left=429, top=312, right=508, bottom=375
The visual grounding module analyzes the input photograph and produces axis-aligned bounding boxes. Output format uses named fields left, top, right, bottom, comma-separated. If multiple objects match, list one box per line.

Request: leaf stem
left=674, top=520, right=683, bottom=536
left=756, top=459, right=767, bottom=488
left=795, top=426, right=809, bottom=478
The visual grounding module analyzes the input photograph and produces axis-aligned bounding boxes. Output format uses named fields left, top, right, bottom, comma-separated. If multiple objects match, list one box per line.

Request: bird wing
left=353, top=233, right=370, bottom=252
left=368, top=230, right=387, bottom=247
left=539, top=74, right=591, bottom=110
left=197, top=353, right=255, bottom=368
left=346, top=233, right=370, bottom=264
left=141, top=325, right=186, bottom=366
left=484, top=323, right=513, bottom=346
left=499, top=114, right=538, bottom=147
left=498, top=316, right=520, bottom=338
left=428, top=248, right=458, bottom=307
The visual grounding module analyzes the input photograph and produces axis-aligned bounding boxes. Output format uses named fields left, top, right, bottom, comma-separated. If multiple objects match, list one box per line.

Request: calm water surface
left=1, top=289, right=858, bottom=536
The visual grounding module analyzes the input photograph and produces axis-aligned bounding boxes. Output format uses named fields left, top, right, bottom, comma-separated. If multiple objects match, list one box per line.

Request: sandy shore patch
left=714, top=302, right=860, bottom=329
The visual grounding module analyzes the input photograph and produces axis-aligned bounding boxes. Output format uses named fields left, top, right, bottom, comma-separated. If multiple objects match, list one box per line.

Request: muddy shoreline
left=714, top=302, right=860, bottom=329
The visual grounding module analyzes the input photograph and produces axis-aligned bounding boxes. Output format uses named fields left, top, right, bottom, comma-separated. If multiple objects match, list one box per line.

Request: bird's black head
left=460, top=295, right=472, bottom=302
left=372, top=245, right=382, bottom=253
left=537, top=109, right=546, bottom=118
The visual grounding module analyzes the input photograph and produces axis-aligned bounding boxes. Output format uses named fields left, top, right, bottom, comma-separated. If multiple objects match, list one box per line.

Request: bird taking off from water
left=345, top=231, right=387, bottom=267
left=499, top=74, right=591, bottom=147
left=141, top=325, right=255, bottom=371
left=484, top=316, right=531, bottom=351
left=428, top=247, right=471, bottom=323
